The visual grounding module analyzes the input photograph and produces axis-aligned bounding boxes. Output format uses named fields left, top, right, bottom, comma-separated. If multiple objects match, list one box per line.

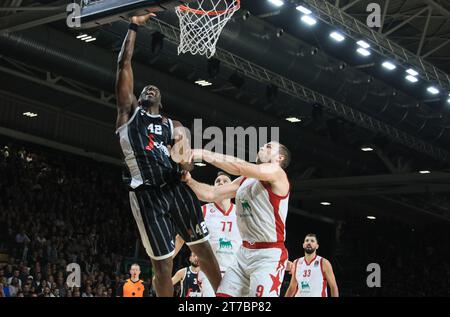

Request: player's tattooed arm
left=182, top=172, right=241, bottom=202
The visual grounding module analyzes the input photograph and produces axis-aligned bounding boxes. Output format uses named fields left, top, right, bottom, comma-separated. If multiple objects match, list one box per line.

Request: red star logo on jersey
left=145, top=134, right=155, bottom=151
left=269, top=271, right=282, bottom=296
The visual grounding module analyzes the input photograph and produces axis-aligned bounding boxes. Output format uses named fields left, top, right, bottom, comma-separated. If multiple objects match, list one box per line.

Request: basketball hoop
left=175, top=0, right=240, bottom=58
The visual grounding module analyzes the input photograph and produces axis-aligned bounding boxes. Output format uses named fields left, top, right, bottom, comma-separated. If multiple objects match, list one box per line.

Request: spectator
left=8, top=277, right=21, bottom=297
left=82, top=286, right=93, bottom=298
left=7, top=269, right=22, bottom=288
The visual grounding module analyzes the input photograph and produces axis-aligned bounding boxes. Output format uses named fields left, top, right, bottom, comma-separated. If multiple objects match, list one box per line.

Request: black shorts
left=129, top=181, right=209, bottom=260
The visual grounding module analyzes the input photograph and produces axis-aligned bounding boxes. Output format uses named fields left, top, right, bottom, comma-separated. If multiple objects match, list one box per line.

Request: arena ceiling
left=0, top=0, right=449, bottom=225
left=326, top=0, right=450, bottom=74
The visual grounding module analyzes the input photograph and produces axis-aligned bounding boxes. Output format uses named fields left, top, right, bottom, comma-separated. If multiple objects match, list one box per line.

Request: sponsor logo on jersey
left=301, top=281, right=310, bottom=290
left=155, top=142, right=170, bottom=156
left=219, top=238, right=233, bottom=249
left=240, top=198, right=252, bottom=213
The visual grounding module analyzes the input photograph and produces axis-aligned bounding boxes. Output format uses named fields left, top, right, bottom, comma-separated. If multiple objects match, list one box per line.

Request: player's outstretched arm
left=323, top=259, right=339, bottom=297
left=193, top=149, right=285, bottom=182
left=172, top=268, right=187, bottom=286
left=182, top=172, right=241, bottom=202
left=115, top=13, right=155, bottom=129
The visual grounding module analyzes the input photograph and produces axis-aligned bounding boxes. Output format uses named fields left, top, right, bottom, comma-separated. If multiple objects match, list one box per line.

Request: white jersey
left=202, top=202, right=241, bottom=271
left=235, top=177, right=289, bottom=243
left=293, top=255, right=328, bottom=297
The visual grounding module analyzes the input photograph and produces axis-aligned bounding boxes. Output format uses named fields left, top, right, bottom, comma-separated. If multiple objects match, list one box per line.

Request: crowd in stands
left=0, top=141, right=152, bottom=297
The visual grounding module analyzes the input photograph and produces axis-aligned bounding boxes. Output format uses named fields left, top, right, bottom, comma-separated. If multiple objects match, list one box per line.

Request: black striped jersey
left=180, top=266, right=201, bottom=297
left=117, top=106, right=180, bottom=188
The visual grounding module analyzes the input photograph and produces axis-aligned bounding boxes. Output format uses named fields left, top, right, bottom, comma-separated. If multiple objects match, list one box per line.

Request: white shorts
left=216, top=246, right=288, bottom=297
left=199, top=263, right=234, bottom=297
left=198, top=271, right=215, bottom=297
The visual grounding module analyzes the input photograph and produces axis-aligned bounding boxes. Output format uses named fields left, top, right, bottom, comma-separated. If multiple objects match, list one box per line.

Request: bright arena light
left=321, top=202, right=331, bottom=206
left=357, top=40, right=370, bottom=49
left=268, top=0, right=284, bottom=7
left=427, top=86, right=440, bottom=95
left=330, top=31, right=345, bottom=42
left=301, top=15, right=317, bottom=26
left=296, top=5, right=312, bottom=14
left=357, top=47, right=371, bottom=56
left=195, top=79, right=213, bottom=87
left=406, top=68, right=419, bottom=76
left=382, top=61, right=396, bottom=70
left=286, top=117, right=301, bottom=123
left=405, top=75, right=418, bottom=83
left=23, top=112, right=38, bottom=118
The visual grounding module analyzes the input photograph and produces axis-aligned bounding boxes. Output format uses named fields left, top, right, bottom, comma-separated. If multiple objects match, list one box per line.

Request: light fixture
left=330, top=31, right=345, bottom=42
left=419, top=170, right=431, bottom=174
left=427, top=86, right=440, bottom=95
left=320, top=202, right=331, bottom=206
left=357, top=40, right=370, bottom=49
left=301, top=15, right=317, bottom=26
left=405, top=75, right=418, bottom=83
left=296, top=5, right=312, bottom=14
left=361, top=147, right=374, bottom=152
left=268, top=0, right=284, bottom=7
left=195, top=162, right=207, bottom=167
left=447, top=94, right=450, bottom=104
left=195, top=79, right=213, bottom=87
left=76, top=34, right=89, bottom=39
left=357, top=48, right=371, bottom=56
left=23, top=112, right=38, bottom=118
left=382, top=61, right=396, bottom=70
left=286, top=117, right=301, bottom=123
left=84, top=37, right=97, bottom=43
left=367, top=216, right=376, bottom=220
left=406, top=68, right=419, bottom=76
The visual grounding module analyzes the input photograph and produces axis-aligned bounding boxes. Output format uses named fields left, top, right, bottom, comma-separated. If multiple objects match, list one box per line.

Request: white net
left=175, top=0, right=240, bottom=58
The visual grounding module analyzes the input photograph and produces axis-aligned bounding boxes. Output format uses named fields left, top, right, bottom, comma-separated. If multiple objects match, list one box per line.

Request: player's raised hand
left=131, top=12, right=156, bottom=25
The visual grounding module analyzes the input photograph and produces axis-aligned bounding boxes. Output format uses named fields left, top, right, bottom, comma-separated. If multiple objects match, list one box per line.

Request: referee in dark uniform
left=115, top=12, right=221, bottom=297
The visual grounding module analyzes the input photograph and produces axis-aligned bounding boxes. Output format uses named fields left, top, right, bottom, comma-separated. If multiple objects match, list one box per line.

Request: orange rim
left=178, top=0, right=240, bottom=16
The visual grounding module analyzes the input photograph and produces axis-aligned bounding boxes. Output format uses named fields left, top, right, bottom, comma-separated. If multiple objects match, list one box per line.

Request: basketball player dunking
left=175, top=172, right=242, bottom=297
left=183, top=142, right=291, bottom=297
left=115, top=13, right=221, bottom=297
left=285, top=234, right=339, bottom=297
left=172, top=252, right=202, bottom=297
